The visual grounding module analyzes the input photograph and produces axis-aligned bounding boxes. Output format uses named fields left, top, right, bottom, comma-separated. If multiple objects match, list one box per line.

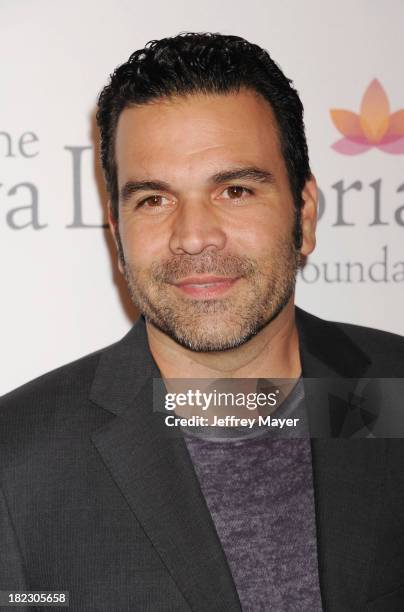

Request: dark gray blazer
left=1, top=308, right=404, bottom=611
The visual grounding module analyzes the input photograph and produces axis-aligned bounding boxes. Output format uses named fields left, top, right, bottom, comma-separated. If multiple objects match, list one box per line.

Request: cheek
left=119, top=218, right=168, bottom=268
left=233, top=211, right=288, bottom=253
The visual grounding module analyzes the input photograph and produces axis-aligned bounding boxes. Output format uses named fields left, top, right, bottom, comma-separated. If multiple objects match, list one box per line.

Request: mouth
left=170, top=275, right=241, bottom=299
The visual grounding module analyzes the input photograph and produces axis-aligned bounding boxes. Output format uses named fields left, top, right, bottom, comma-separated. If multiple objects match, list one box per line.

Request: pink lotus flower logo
left=330, top=79, right=404, bottom=155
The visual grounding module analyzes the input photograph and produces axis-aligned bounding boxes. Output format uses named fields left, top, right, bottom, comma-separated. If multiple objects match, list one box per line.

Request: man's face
left=112, top=90, right=316, bottom=352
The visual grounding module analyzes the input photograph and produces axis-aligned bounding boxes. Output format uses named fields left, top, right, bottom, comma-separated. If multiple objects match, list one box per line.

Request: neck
left=145, top=299, right=301, bottom=380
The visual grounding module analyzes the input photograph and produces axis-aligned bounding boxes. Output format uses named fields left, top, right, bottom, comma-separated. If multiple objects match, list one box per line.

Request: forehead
left=115, top=90, right=284, bottom=179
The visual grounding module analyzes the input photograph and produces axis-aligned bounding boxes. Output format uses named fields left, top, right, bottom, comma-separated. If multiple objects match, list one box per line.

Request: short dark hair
left=96, top=32, right=311, bottom=248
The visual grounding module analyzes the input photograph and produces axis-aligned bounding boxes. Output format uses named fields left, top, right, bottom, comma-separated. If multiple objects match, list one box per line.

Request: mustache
left=150, top=252, right=258, bottom=283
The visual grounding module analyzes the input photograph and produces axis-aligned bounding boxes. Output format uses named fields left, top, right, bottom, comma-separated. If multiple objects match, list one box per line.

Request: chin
left=143, top=288, right=293, bottom=352
left=156, top=318, right=272, bottom=353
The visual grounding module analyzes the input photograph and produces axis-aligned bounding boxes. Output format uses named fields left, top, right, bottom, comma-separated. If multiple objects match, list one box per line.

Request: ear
left=300, top=175, right=318, bottom=257
left=108, top=201, right=124, bottom=274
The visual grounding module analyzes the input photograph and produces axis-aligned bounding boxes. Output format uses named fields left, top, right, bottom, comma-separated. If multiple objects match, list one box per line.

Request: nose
left=168, top=198, right=227, bottom=255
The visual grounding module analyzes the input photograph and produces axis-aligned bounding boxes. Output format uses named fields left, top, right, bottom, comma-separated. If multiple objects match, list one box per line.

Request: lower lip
left=173, top=278, right=240, bottom=299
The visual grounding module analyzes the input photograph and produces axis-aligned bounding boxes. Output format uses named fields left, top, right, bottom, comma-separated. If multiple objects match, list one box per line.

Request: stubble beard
left=117, top=230, right=301, bottom=353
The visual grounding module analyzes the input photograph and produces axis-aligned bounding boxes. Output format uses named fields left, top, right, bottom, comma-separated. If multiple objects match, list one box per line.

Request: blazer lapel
left=89, top=316, right=242, bottom=612
left=296, top=308, right=387, bottom=611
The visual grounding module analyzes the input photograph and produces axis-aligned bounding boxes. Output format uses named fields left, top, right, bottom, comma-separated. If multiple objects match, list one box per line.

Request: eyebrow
left=210, top=166, right=275, bottom=185
left=120, top=166, right=275, bottom=202
left=120, top=180, right=171, bottom=202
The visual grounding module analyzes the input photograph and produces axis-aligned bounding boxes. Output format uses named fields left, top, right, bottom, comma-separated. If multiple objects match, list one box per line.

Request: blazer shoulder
left=0, top=342, right=116, bottom=418
left=297, top=307, right=404, bottom=374
left=332, top=318, right=404, bottom=359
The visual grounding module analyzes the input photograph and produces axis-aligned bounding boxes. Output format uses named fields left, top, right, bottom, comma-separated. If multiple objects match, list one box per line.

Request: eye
left=136, top=195, right=171, bottom=209
left=221, top=186, right=253, bottom=200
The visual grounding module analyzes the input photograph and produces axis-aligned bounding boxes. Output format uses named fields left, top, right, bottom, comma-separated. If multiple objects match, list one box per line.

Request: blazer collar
left=90, top=314, right=159, bottom=416
left=295, top=306, right=371, bottom=379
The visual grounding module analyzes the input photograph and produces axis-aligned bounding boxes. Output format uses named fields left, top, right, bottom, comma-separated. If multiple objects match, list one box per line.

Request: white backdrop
left=1, top=0, right=403, bottom=395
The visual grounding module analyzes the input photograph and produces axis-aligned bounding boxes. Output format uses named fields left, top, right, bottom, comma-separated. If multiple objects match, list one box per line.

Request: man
left=1, top=33, right=404, bottom=612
